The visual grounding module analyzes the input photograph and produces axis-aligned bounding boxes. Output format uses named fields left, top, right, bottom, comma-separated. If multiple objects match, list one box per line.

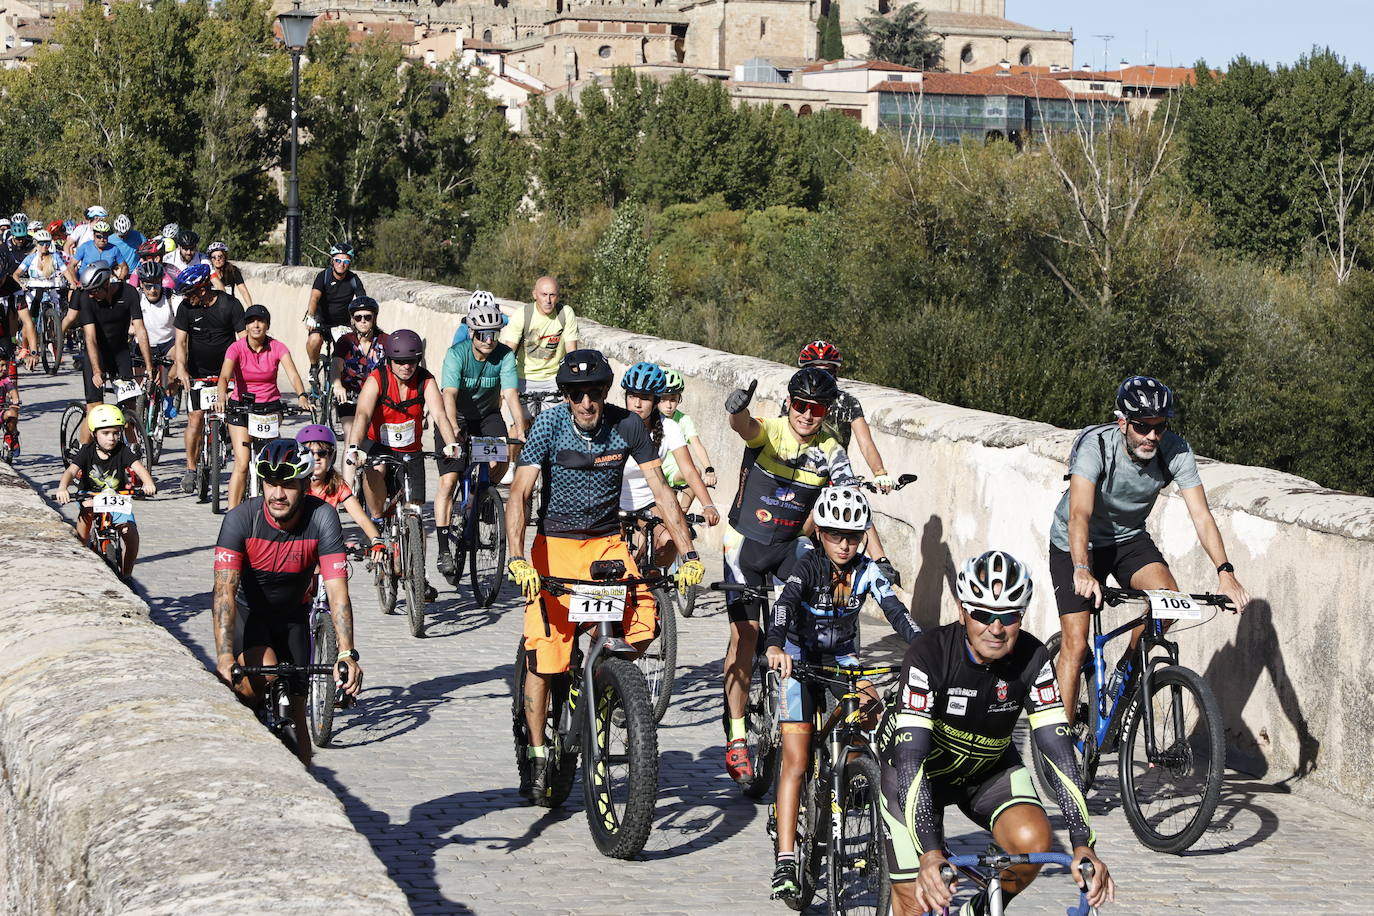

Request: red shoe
left=725, top=738, right=753, bottom=783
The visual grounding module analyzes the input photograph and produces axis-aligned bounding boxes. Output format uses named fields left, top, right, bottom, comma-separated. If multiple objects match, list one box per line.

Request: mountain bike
left=308, top=325, right=347, bottom=434
left=511, top=562, right=667, bottom=859
left=189, top=378, right=232, bottom=513
left=56, top=377, right=146, bottom=463
left=231, top=660, right=354, bottom=761
left=307, top=543, right=369, bottom=747
left=518, top=388, right=562, bottom=524
left=360, top=451, right=429, bottom=636
left=710, top=581, right=782, bottom=799
left=58, top=401, right=85, bottom=465
left=25, top=279, right=63, bottom=375
left=619, top=507, right=705, bottom=722
left=938, top=852, right=1097, bottom=916
left=443, top=435, right=517, bottom=607
left=1036, top=585, right=1231, bottom=853
left=771, top=662, right=898, bottom=916
left=132, top=353, right=174, bottom=468
left=76, top=487, right=139, bottom=575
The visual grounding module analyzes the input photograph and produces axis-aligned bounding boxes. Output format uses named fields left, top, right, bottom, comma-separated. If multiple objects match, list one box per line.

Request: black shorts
left=363, top=439, right=427, bottom=504
left=82, top=349, right=134, bottom=404
left=723, top=534, right=809, bottom=624
left=436, top=412, right=508, bottom=476
left=1049, top=533, right=1168, bottom=616
left=235, top=613, right=310, bottom=697
left=224, top=399, right=283, bottom=430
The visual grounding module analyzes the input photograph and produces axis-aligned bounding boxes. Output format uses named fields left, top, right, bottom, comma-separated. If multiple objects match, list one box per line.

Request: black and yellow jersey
left=728, top=416, right=853, bottom=545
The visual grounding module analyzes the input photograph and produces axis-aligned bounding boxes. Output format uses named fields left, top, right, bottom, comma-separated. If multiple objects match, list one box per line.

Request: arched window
left=482, top=28, right=492, bottom=42
left=960, top=44, right=973, bottom=65
left=1019, top=47, right=1033, bottom=66
left=798, top=104, right=813, bottom=116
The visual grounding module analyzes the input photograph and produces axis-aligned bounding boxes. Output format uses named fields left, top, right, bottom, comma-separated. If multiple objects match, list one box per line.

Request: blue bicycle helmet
left=173, top=262, right=213, bottom=295
left=620, top=361, right=667, bottom=396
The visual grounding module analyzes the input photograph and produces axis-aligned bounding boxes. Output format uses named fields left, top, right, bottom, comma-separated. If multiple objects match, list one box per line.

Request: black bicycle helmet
left=243, top=304, right=271, bottom=324
left=1115, top=375, right=1175, bottom=419
left=136, top=260, right=165, bottom=284
left=349, top=295, right=380, bottom=316
left=254, top=438, right=312, bottom=483
left=384, top=328, right=423, bottom=360
left=787, top=366, right=839, bottom=405
left=175, top=228, right=200, bottom=250
left=556, top=349, right=614, bottom=388
left=78, top=260, right=113, bottom=291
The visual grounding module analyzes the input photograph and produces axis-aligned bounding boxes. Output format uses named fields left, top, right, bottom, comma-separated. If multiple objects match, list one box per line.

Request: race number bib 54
left=567, top=584, right=627, bottom=622
left=470, top=436, right=508, bottom=462
left=248, top=412, right=280, bottom=438
left=382, top=420, right=416, bottom=448
left=93, top=490, right=131, bottom=514
left=1145, top=589, right=1201, bottom=620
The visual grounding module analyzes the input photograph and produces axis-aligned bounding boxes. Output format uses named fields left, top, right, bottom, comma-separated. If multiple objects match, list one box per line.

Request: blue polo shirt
left=74, top=238, right=135, bottom=272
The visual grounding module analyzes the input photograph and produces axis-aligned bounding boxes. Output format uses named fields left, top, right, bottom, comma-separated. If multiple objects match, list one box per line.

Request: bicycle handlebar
left=230, top=661, right=345, bottom=679
left=856, top=472, right=918, bottom=492
left=708, top=581, right=770, bottom=600
left=539, top=572, right=672, bottom=596
left=788, top=661, right=899, bottom=682
left=938, top=854, right=1096, bottom=915
left=1101, top=586, right=1233, bottom=610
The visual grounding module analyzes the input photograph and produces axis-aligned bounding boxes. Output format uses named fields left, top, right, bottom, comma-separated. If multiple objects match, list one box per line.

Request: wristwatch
left=337, top=649, right=360, bottom=662
left=683, top=551, right=700, bottom=561
left=1216, top=562, right=1235, bottom=575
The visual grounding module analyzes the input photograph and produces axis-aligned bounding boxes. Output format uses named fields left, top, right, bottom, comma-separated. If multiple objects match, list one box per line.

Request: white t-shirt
left=67, top=222, right=94, bottom=251
left=139, top=291, right=178, bottom=347
left=620, top=415, right=686, bottom=511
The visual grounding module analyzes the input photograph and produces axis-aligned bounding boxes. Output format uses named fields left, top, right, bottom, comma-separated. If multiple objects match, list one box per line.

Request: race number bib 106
left=93, top=490, right=131, bottom=514
left=113, top=379, right=141, bottom=402
left=567, top=584, right=627, bottom=622
left=470, top=436, right=508, bottom=462
left=382, top=420, right=416, bottom=448
left=1145, top=589, right=1202, bottom=620
left=248, top=412, right=279, bottom=438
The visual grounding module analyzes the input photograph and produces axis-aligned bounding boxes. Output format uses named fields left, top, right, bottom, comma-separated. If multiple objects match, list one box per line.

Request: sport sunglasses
left=1127, top=419, right=1169, bottom=436
left=790, top=397, right=828, bottom=418
left=962, top=604, right=1023, bottom=627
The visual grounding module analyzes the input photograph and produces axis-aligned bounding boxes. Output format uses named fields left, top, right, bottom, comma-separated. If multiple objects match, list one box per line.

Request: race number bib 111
left=470, top=436, right=508, bottom=462
left=1145, top=589, right=1201, bottom=620
left=567, top=584, right=627, bottom=622
left=248, top=412, right=279, bottom=438
left=113, top=379, right=141, bottom=402
left=93, top=490, right=131, bottom=514
left=381, top=420, right=416, bottom=448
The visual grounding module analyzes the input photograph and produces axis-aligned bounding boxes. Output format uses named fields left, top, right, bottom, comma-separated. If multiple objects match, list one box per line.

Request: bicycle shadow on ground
left=415, top=592, right=509, bottom=640
left=330, top=663, right=508, bottom=749
left=658, top=659, right=727, bottom=731
left=641, top=748, right=760, bottom=861
left=314, top=764, right=570, bottom=914
left=144, top=590, right=216, bottom=667
left=1177, top=775, right=1282, bottom=856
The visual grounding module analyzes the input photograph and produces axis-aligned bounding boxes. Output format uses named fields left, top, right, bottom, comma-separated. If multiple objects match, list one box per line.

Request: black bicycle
left=25, top=278, right=64, bottom=375
left=359, top=451, right=429, bottom=636
left=231, top=660, right=354, bottom=760
left=1035, top=585, right=1231, bottom=853
left=511, top=561, right=666, bottom=859
left=443, top=436, right=518, bottom=607
left=132, top=353, right=174, bottom=468
left=710, top=581, right=783, bottom=799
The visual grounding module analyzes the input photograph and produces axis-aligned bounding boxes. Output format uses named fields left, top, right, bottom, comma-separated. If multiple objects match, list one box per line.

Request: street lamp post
left=278, top=1, right=318, bottom=266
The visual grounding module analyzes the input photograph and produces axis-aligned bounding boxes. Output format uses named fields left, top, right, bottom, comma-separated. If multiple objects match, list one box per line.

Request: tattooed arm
left=324, top=574, right=363, bottom=696
left=212, top=567, right=240, bottom=687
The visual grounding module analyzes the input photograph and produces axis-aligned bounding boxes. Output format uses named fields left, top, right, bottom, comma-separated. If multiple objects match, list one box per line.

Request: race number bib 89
left=1145, top=589, right=1201, bottom=620
left=113, top=379, right=141, bottom=403
left=93, top=490, right=131, bottom=514
left=382, top=420, right=416, bottom=448
left=567, top=584, right=627, bottom=622
left=248, top=412, right=279, bottom=438
left=470, top=436, right=508, bottom=462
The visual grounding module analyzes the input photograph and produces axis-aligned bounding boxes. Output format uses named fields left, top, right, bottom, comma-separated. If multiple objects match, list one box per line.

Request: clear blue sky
left=1006, top=1, right=1372, bottom=70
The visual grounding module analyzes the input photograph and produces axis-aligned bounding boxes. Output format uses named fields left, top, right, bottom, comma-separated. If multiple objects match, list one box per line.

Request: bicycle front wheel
left=634, top=587, right=678, bottom=723
left=1033, top=632, right=1099, bottom=795
left=828, top=754, right=889, bottom=916
left=738, top=656, right=782, bottom=799
left=374, top=532, right=399, bottom=614
left=59, top=402, right=85, bottom=466
left=210, top=422, right=225, bottom=514
left=402, top=513, right=426, bottom=637
left=40, top=305, right=61, bottom=375
left=582, top=657, right=659, bottom=859
left=1119, top=665, right=1225, bottom=853
left=143, top=381, right=166, bottom=467
left=469, top=486, right=506, bottom=607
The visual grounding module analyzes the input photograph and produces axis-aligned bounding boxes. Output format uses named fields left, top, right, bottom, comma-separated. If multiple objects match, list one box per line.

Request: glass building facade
left=878, top=90, right=1125, bottom=144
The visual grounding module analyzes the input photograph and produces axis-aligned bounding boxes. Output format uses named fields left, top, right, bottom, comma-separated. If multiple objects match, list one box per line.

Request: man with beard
left=1049, top=375, right=1250, bottom=728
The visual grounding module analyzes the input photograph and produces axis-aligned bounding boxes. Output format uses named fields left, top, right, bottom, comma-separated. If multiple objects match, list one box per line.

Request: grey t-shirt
left=1049, top=425, right=1202, bottom=552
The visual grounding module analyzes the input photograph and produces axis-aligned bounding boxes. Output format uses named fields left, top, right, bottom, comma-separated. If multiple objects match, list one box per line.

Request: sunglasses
left=391, top=358, right=419, bottom=367
left=963, top=605, right=1023, bottom=627
left=351, top=313, right=375, bottom=321
left=790, top=397, right=828, bottom=418
left=333, top=257, right=352, bottom=266
left=474, top=329, right=498, bottom=342
left=564, top=385, right=607, bottom=404
left=819, top=528, right=863, bottom=544
left=1126, top=419, right=1169, bottom=437
left=306, top=446, right=334, bottom=457
left=94, top=234, right=109, bottom=240
left=140, top=283, right=161, bottom=292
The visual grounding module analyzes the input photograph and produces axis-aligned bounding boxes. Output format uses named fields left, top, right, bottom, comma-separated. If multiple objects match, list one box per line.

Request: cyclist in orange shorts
left=505, top=349, right=704, bottom=800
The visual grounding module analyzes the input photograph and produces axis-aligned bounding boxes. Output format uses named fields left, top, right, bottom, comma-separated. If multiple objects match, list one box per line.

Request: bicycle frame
left=1087, top=609, right=1177, bottom=756
left=943, top=852, right=1096, bottom=916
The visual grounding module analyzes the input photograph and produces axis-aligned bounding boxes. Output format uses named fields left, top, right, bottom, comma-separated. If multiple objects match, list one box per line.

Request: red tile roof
left=800, top=59, right=921, bottom=73
left=873, top=74, right=1123, bottom=102
left=971, top=63, right=1215, bottom=89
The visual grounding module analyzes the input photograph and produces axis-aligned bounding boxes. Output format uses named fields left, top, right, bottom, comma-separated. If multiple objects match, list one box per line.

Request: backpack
left=1064, top=423, right=1173, bottom=487
left=519, top=301, right=567, bottom=358
left=377, top=363, right=429, bottom=413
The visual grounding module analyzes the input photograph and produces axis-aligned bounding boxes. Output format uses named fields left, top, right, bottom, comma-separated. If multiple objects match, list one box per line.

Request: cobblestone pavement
left=12, top=368, right=1360, bottom=914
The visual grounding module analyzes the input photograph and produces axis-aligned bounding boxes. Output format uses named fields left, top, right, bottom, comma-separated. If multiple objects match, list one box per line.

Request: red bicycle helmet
left=798, top=340, right=842, bottom=368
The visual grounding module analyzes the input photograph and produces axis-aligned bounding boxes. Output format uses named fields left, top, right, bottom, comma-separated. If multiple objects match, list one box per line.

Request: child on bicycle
left=296, top=425, right=383, bottom=553
left=763, top=484, right=920, bottom=903
left=656, top=368, right=718, bottom=514
left=54, top=404, right=156, bottom=577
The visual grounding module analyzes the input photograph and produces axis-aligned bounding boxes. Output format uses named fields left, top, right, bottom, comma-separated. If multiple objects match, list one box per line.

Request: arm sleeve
left=517, top=413, right=552, bottom=467
left=879, top=640, right=945, bottom=864
left=315, top=504, right=349, bottom=581
left=563, top=307, right=577, bottom=340
left=229, top=299, right=245, bottom=333
left=863, top=560, right=921, bottom=642
left=1024, top=650, right=1095, bottom=848
left=440, top=345, right=459, bottom=389
left=744, top=416, right=772, bottom=449
left=1167, top=436, right=1203, bottom=490
left=766, top=557, right=810, bottom=649
left=624, top=413, right=658, bottom=466
left=78, top=294, right=95, bottom=327
left=828, top=443, right=856, bottom=484
left=213, top=511, right=248, bottom=571
left=173, top=302, right=189, bottom=333
left=1069, top=429, right=1107, bottom=483
left=677, top=412, right=698, bottom=441
left=125, top=288, right=143, bottom=322
left=498, top=308, right=523, bottom=349
left=311, top=271, right=327, bottom=294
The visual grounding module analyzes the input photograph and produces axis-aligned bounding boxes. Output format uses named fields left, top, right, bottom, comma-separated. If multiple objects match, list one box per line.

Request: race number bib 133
left=93, top=490, right=131, bottom=514
left=248, top=412, right=279, bottom=438
left=1145, top=589, right=1201, bottom=620
left=567, top=584, right=627, bottom=622
left=470, top=436, right=508, bottom=462
left=382, top=420, right=416, bottom=448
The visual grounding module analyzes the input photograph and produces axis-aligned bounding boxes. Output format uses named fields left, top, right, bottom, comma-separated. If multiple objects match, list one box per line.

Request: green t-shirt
left=660, top=409, right=698, bottom=485
left=440, top=339, right=518, bottom=421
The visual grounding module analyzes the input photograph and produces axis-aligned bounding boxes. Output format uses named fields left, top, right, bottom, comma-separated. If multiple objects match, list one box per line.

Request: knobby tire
left=635, top=587, right=678, bottom=723
left=582, top=657, right=658, bottom=859
left=469, top=486, right=506, bottom=607
left=828, top=754, right=890, bottom=916
left=308, top=614, right=338, bottom=747
left=403, top=513, right=426, bottom=637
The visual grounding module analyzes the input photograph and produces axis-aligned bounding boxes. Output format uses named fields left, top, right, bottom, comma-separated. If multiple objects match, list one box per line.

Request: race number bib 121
left=113, top=379, right=141, bottom=402
left=470, top=436, right=508, bottom=462
left=194, top=387, right=219, bottom=413
left=567, top=584, right=627, bottom=622
left=1145, top=589, right=1202, bottom=620
left=381, top=420, right=416, bottom=448
left=248, top=412, right=279, bottom=438
left=93, top=490, right=131, bottom=514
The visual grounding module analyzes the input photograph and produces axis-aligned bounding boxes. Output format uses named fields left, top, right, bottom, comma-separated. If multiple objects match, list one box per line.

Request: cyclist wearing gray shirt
left=1049, top=376, right=1250, bottom=729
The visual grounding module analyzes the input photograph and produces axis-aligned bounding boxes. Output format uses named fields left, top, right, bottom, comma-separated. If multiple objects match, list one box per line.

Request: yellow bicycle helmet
left=87, top=404, right=126, bottom=432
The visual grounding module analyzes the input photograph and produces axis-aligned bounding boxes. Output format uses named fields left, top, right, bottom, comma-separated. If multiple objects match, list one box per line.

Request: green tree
left=820, top=2, right=845, bottom=61
left=583, top=202, right=669, bottom=334
left=859, top=3, right=943, bottom=69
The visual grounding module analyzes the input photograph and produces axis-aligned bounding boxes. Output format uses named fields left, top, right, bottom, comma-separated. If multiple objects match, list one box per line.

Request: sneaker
left=180, top=467, right=196, bottom=494
left=725, top=738, right=753, bottom=783
left=437, top=550, right=457, bottom=577
left=424, top=579, right=438, bottom=603
left=769, top=859, right=799, bottom=901
left=520, top=752, right=549, bottom=802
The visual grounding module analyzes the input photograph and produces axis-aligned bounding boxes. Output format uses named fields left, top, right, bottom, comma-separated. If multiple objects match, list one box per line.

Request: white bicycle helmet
left=466, top=290, right=503, bottom=330
left=26, top=219, right=41, bottom=234
left=113, top=213, right=132, bottom=234
left=955, top=550, right=1033, bottom=610
left=813, top=485, right=870, bottom=532
left=86, top=205, right=108, bottom=220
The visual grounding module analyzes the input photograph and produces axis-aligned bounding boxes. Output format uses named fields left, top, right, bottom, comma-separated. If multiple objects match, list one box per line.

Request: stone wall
left=0, top=459, right=409, bottom=912
left=245, top=262, right=1368, bottom=804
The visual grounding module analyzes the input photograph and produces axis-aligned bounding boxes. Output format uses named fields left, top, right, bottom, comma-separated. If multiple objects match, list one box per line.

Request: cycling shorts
left=436, top=412, right=506, bottom=477
left=779, top=642, right=859, bottom=724
left=234, top=613, right=310, bottom=697
left=722, top=525, right=810, bottom=624
left=882, top=754, right=1044, bottom=882
left=1049, top=533, right=1167, bottom=616
left=81, top=349, right=133, bottom=404
left=361, top=439, right=428, bottom=505
left=225, top=399, right=283, bottom=430
left=521, top=533, right=657, bottom=675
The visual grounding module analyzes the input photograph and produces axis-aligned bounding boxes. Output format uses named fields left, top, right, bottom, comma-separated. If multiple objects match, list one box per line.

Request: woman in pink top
left=217, top=304, right=310, bottom=509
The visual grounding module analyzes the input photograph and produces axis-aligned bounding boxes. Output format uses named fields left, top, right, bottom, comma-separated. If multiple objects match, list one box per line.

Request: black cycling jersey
left=766, top=547, right=919, bottom=657
left=213, top=495, right=347, bottom=624
left=877, top=622, right=1093, bottom=854
left=312, top=268, right=365, bottom=327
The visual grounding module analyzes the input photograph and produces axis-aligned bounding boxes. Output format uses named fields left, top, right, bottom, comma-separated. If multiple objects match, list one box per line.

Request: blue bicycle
left=1038, top=585, right=1231, bottom=853
left=448, top=435, right=516, bottom=607
left=935, top=851, right=1096, bottom=916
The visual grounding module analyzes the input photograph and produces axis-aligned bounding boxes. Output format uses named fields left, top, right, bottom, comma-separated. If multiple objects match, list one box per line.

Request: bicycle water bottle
left=1105, top=657, right=1131, bottom=701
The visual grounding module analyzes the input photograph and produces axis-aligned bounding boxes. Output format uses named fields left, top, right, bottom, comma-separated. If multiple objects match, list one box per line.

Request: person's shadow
left=1202, top=598, right=1320, bottom=781
left=909, top=515, right=954, bottom=629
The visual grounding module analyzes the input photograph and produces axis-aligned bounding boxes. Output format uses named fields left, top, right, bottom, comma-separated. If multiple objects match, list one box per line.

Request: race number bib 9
left=248, top=412, right=280, bottom=438
left=1145, top=589, right=1201, bottom=620
left=470, top=436, right=508, bottom=462
left=113, top=379, right=141, bottom=403
left=382, top=420, right=416, bottom=448
left=567, top=584, right=627, bottom=622
left=93, top=490, right=131, bottom=514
